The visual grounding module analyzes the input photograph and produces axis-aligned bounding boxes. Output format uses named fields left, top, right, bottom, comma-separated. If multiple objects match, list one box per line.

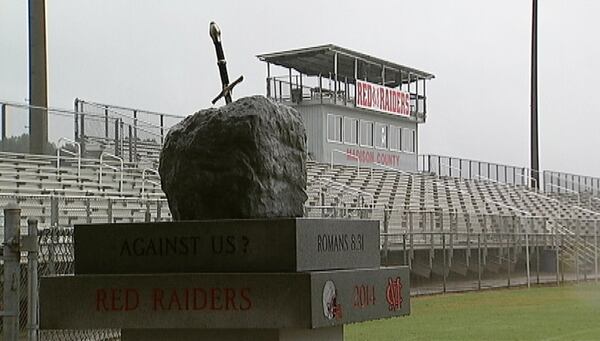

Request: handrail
left=142, top=168, right=160, bottom=196
left=545, top=183, right=580, bottom=197
left=372, top=162, right=410, bottom=175
left=77, top=98, right=182, bottom=119
left=422, top=153, right=527, bottom=172
left=56, top=137, right=81, bottom=178
left=99, top=152, right=124, bottom=194
left=331, top=149, right=360, bottom=178
left=316, top=177, right=374, bottom=208
left=440, top=162, right=464, bottom=178
left=546, top=171, right=600, bottom=198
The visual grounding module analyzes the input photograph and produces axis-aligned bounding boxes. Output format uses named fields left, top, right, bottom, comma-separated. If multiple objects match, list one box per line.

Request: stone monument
left=38, top=22, right=410, bottom=341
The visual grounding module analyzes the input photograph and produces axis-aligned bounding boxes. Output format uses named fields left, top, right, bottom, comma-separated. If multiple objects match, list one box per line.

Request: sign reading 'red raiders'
left=356, top=79, right=410, bottom=117
left=39, top=267, right=410, bottom=330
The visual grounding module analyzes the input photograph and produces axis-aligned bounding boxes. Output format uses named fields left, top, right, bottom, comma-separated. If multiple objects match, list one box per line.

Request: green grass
left=346, top=283, right=600, bottom=341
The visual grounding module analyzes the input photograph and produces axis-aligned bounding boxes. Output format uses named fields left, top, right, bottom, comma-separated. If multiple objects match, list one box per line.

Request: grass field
left=346, top=283, right=600, bottom=341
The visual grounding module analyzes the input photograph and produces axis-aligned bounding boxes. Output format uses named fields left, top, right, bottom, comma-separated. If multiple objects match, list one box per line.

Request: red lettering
left=125, top=288, right=139, bottom=311
left=225, top=288, right=237, bottom=310
left=210, top=288, right=223, bottom=310
left=111, top=288, right=123, bottom=311
left=240, top=288, right=252, bottom=311
left=184, top=288, right=190, bottom=310
left=96, top=289, right=109, bottom=311
left=153, top=288, right=166, bottom=311
left=193, top=288, right=207, bottom=310
left=168, top=289, right=182, bottom=310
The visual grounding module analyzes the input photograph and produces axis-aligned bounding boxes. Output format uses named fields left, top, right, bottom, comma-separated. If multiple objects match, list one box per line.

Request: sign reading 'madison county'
left=356, top=79, right=410, bottom=117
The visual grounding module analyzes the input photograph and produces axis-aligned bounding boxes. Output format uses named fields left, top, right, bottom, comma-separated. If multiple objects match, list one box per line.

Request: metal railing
left=56, top=137, right=81, bottom=177
left=267, top=74, right=427, bottom=121
left=331, top=149, right=360, bottom=177
left=420, top=154, right=530, bottom=187
left=544, top=170, right=600, bottom=195
left=99, top=152, right=123, bottom=193
left=142, top=168, right=160, bottom=196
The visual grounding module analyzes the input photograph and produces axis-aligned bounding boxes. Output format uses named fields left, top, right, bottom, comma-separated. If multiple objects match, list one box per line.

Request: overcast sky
left=1, top=0, right=599, bottom=176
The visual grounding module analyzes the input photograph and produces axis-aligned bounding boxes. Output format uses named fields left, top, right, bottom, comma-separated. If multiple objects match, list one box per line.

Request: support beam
left=28, top=0, right=48, bottom=154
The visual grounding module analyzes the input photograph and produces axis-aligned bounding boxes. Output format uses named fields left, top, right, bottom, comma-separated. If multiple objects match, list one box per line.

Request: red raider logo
left=322, top=280, right=343, bottom=320
left=386, top=277, right=403, bottom=311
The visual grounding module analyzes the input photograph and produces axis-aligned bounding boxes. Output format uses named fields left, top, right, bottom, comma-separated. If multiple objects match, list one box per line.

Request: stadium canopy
left=257, top=44, right=435, bottom=88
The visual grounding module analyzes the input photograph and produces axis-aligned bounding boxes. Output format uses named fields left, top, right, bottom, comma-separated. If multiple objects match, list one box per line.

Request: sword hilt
left=212, top=75, right=244, bottom=105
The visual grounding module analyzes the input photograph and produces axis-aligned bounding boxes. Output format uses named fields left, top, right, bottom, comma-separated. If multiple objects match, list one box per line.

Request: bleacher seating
left=0, top=151, right=169, bottom=228
left=1, top=150, right=597, bottom=236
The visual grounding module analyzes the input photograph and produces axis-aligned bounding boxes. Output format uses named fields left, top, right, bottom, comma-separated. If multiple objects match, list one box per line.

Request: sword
left=209, top=21, right=243, bottom=105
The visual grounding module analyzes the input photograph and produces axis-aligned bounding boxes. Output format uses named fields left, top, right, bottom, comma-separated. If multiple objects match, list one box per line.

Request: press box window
left=360, top=121, right=374, bottom=147
left=343, top=117, right=359, bottom=145
left=327, top=114, right=343, bottom=142
left=375, top=123, right=388, bottom=149
left=390, top=126, right=402, bottom=151
left=402, top=128, right=411, bottom=153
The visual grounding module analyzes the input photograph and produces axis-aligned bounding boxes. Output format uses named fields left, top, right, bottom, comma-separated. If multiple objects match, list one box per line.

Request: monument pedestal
left=121, top=326, right=343, bottom=341
left=40, top=219, right=410, bottom=340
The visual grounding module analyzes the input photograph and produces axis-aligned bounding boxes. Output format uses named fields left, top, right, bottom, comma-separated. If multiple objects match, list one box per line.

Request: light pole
left=530, top=0, right=539, bottom=189
left=28, top=0, right=48, bottom=154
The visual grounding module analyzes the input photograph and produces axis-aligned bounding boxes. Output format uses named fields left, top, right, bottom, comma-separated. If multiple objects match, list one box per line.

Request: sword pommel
left=209, top=22, right=221, bottom=44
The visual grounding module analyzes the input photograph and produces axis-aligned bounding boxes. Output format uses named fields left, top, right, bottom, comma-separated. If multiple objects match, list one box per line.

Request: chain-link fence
left=3, top=200, right=600, bottom=340
left=37, top=227, right=121, bottom=341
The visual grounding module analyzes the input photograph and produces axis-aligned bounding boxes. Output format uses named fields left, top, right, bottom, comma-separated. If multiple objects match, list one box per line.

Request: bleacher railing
left=544, top=170, right=600, bottom=195
left=99, top=152, right=124, bottom=193
left=142, top=168, right=160, bottom=197
left=75, top=99, right=183, bottom=145
left=56, top=137, right=81, bottom=177
left=0, top=101, right=168, bottom=163
left=419, top=154, right=531, bottom=187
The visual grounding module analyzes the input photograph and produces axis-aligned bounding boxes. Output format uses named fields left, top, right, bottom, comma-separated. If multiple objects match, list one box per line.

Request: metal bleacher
left=0, top=150, right=169, bottom=229
left=3, top=100, right=600, bottom=277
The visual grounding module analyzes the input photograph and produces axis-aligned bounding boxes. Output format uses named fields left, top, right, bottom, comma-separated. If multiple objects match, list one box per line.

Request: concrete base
left=121, top=326, right=343, bottom=341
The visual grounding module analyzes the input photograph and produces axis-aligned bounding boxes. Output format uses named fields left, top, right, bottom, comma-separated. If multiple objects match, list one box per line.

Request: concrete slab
left=74, top=218, right=380, bottom=274
left=40, top=267, right=409, bottom=330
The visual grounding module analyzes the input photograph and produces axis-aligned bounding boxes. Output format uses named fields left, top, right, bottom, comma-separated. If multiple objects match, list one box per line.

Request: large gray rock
left=159, top=95, right=307, bottom=220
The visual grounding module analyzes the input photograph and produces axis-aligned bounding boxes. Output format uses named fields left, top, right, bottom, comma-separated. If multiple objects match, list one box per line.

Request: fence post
left=3, top=203, right=21, bottom=341
left=442, top=233, right=447, bottom=294
left=1, top=103, right=6, bottom=147
left=50, top=195, right=59, bottom=227
left=145, top=201, right=151, bottom=222
left=160, top=114, right=165, bottom=145
left=507, top=233, right=511, bottom=288
left=107, top=198, right=113, bottom=223
left=128, top=124, right=133, bottom=163
left=525, top=232, right=530, bottom=288
left=595, top=221, right=598, bottom=283
left=561, top=235, right=565, bottom=283
left=114, top=118, right=120, bottom=156
left=402, top=233, right=407, bottom=267
left=104, top=106, right=109, bottom=139
left=27, top=218, right=39, bottom=341
left=156, top=199, right=162, bottom=222
left=85, top=198, right=92, bottom=224
left=576, top=220, right=580, bottom=282
left=383, top=207, right=390, bottom=266
left=477, top=233, right=482, bottom=291
left=536, top=234, right=540, bottom=284
left=120, top=119, right=125, bottom=159
left=554, top=227, right=559, bottom=285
